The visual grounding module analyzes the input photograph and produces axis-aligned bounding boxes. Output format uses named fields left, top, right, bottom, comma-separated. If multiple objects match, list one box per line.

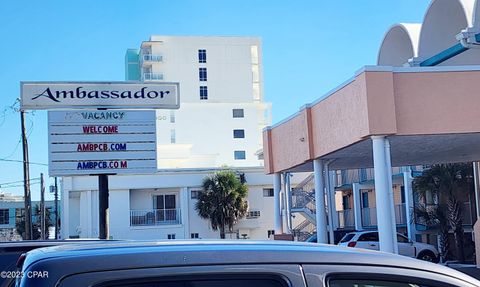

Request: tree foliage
left=413, top=163, right=474, bottom=262
left=16, top=204, right=53, bottom=240
left=195, top=170, right=248, bottom=239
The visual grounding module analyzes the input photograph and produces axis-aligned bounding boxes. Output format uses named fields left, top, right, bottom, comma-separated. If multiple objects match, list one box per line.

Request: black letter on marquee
left=31, top=88, right=60, bottom=102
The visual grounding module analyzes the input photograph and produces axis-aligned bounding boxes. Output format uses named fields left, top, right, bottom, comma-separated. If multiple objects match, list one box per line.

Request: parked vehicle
left=336, top=231, right=439, bottom=262
left=16, top=240, right=477, bottom=287
left=0, top=240, right=110, bottom=287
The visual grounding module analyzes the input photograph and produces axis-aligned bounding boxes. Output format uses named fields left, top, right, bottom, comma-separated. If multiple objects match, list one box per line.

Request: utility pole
left=20, top=110, right=32, bottom=240
left=54, top=177, right=59, bottom=239
left=40, top=173, right=45, bottom=240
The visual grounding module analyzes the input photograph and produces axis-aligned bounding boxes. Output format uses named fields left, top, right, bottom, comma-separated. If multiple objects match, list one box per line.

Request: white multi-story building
left=126, top=36, right=270, bottom=168
left=61, top=36, right=305, bottom=240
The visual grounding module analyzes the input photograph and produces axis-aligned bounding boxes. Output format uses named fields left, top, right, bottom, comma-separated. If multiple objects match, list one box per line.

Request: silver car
left=15, top=240, right=478, bottom=287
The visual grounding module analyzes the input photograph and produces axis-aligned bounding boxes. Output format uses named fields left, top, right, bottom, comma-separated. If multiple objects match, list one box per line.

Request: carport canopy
left=264, top=66, right=480, bottom=174
left=263, top=65, right=480, bottom=253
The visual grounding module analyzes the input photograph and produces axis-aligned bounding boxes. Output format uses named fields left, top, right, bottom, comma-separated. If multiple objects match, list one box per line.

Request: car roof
left=22, top=240, right=476, bottom=285
left=0, top=239, right=110, bottom=251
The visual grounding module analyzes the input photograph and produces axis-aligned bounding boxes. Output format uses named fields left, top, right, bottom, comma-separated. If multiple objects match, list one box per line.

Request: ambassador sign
left=21, top=82, right=180, bottom=110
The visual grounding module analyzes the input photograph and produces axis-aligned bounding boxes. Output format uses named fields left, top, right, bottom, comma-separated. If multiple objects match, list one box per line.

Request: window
left=342, top=195, right=350, bottom=210
left=154, top=194, right=177, bottom=222
left=401, top=186, right=406, bottom=203
left=246, top=210, right=260, bottom=218
left=191, top=233, right=199, bottom=239
left=200, top=86, right=208, bottom=100
left=263, top=188, right=274, bottom=197
left=167, top=233, right=176, bottom=240
left=199, top=67, right=207, bottom=81
left=361, top=192, right=369, bottom=208
left=170, top=129, right=176, bottom=144
left=339, top=233, right=356, bottom=243
left=234, top=150, right=246, bottom=160
left=101, top=277, right=287, bottom=287
left=397, top=234, right=409, bottom=243
left=329, top=279, right=436, bottom=287
left=0, top=209, right=8, bottom=225
left=267, top=230, right=275, bottom=237
left=198, top=49, right=207, bottom=63
left=232, top=109, right=244, bottom=118
left=233, top=129, right=245, bottom=138
left=191, top=190, right=201, bottom=199
left=170, top=110, right=175, bottom=123
left=358, top=232, right=379, bottom=242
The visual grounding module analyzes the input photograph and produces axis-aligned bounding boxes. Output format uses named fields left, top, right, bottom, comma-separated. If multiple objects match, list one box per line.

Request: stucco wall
left=270, top=110, right=310, bottom=172
left=393, top=71, right=480, bottom=135
left=264, top=68, right=480, bottom=174
left=311, top=74, right=370, bottom=159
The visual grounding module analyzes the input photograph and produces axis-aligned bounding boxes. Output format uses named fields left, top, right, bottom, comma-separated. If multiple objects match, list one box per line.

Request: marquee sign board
left=48, top=110, right=157, bottom=176
left=21, top=82, right=180, bottom=110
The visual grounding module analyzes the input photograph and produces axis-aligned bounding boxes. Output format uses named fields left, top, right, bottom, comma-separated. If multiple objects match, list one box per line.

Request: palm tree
left=195, top=170, right=248, bottom=239
left=413, top=163, right=473, bottom=263
left=16, top=204, right=53, bottom=240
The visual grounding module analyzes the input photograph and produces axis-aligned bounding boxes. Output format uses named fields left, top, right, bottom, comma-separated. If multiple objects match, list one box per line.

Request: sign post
left=98, top=174, right=109, bottom=239
left=21, top=81, right=180, bottom=240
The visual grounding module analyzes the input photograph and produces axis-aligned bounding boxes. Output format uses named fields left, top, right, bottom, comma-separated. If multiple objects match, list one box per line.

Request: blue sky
left=0, top=0, right=430, bottom=199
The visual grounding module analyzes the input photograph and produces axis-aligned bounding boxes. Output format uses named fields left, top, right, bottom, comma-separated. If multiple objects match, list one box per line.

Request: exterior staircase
left=291, top=173, right=317, bottom=240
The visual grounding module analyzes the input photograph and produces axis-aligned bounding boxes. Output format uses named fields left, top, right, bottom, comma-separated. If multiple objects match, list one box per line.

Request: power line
left=0, top=99, right=19, bottom=128
left=0, top=103, right=35, bottom=161
left=0, top=177, right=41, bottom=186
left=0, top=182, right=40, bottom=189
left=0, top=159, right=48, bottom=166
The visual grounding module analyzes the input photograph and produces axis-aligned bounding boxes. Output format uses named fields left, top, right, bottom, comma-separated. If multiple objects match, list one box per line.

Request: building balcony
left=361, top=204, right=407, bottom=228
left=142, top=73, right=164, bottom=81
left=130, top=209, right=181, bottom=226
left=142, top=54, right=163, bottom=63
left=415, top=202, right=475, bottom=228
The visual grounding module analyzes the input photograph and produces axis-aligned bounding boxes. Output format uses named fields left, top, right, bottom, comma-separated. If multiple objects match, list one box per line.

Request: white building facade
left=61, top=36, right=303, bottom=240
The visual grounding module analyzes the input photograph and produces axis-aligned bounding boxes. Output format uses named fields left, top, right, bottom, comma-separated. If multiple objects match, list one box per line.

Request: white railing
left=415, top=202, right=474, bottom=226
left=142, top=73, right=164, bottom=81
left=361, top=207, right=377, bottom=227
left=338, top=209, right=355, bottom=228
left=142, top=54, right=163, bottom=62
left=395, top=203, right=407, bottom=225
left=130, top=209, right=181, bottom=226
left=361, top=204, right=407, bottom=227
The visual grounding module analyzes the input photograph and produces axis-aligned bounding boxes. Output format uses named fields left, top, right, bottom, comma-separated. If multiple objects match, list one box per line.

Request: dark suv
left=15, top=240, right=479, bottom=287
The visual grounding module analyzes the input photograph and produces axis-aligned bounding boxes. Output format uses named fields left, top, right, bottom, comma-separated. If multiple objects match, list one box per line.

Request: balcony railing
left=142, top=54, right=163, bottom=62
left=130, top=209, right=181, bottom=226
left=142, top=73, right=164, bottom=81
left=361, top=207, right=378, bottom=227
left=395, top=203, right=407, bottom=225
left=414, top=202, right=474, bottom=227
left=361, top=204, right=407, bottom=227
left=338, top=209, right=355, bottom=228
